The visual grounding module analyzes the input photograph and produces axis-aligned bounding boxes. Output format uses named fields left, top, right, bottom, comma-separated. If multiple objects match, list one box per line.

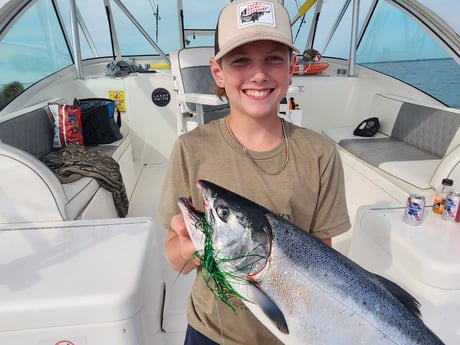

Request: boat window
left=356, top=0, right=460, bottom=108
left=181, top=1, right=226, bottom=48
left=56, top=0, right=179, bottom=58
left=0, top=0, right=73, bottom=111
left=56, top=0, right=112, bottom=58
left=112, top=1, right=170, bottom=56
left=283, top=0, right=374, bottom=58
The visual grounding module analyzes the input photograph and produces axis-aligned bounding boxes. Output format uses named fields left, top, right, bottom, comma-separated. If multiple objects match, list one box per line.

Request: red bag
left=48, top=103, right=84, bottom=149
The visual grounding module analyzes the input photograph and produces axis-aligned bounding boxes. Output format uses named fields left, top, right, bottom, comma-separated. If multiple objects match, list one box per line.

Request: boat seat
left=323, top=94, right=460, bottom=199
left=0, top=100, right=130, bottom=223
left=170, top=46, right=229, bottom=134
left=0, top=102, right=55, bottom=159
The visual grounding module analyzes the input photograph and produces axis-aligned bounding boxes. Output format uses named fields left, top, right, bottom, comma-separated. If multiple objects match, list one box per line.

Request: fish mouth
left=177, top=197, right=204, bottom=224
left=177, top=196, right=208, bottom=252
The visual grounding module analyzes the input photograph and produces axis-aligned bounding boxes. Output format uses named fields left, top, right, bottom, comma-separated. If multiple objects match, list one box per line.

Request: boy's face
left=211, top=40, right=295, bottom=119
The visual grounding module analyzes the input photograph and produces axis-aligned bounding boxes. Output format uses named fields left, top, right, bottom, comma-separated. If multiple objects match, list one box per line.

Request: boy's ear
left=210, top=58, right=224, bottom=88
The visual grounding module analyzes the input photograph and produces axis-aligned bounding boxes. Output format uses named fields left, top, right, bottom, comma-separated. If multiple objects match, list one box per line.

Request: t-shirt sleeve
left=157, top=138, right=191, bottom=230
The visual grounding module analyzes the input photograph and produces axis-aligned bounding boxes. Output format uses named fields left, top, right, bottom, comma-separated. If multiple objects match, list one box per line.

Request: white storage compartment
left=349, top=206, right=460, bottom=345
left=0, top=218, right=164, bottom=345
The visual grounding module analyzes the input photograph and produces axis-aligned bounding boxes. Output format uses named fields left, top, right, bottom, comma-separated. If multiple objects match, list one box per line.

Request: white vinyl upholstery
left=323, top=94, right=460, bottom=197
left=170, top=47, right=228, bottom=133
left=0, top=101, right=130, bottom=222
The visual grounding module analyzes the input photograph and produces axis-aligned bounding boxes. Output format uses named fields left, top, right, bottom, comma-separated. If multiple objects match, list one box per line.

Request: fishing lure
left=191, top=215, right=251, bottom=313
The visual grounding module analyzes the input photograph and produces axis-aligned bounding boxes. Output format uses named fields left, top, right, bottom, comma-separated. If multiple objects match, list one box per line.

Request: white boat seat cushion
left=323, top=94, right=460, bottom=192
left=338, top=137, right=442, bottom=190
left=339, top=138, right=440, bottom=166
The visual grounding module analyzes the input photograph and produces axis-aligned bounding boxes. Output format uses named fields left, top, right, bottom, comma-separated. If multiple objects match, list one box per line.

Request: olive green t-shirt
left=159, top=118, right=350, bottom=344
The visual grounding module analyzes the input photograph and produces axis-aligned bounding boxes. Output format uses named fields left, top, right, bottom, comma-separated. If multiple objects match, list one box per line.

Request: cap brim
left=215, top=36, right=300, bottom=61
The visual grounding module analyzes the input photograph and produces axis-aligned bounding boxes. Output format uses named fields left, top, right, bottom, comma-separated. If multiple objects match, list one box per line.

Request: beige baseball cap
left=214, top=0, right=300, bottom=61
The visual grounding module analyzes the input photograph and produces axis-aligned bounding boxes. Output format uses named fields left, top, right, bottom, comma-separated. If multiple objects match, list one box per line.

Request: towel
left=43, top=144, right=128, bottom=217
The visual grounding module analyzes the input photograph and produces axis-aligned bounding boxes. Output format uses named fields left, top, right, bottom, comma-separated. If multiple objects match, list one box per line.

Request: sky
left=0, top=0, right=458, bottom=57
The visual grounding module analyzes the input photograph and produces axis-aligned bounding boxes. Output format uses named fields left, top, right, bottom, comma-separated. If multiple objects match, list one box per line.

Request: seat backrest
left=170, top=47, right=229, bottom=133
left=0, top=103, right=54, bottom=159
left=391, top=102, right=460, bottom=158
left=171, top=47, right=217, bottom=114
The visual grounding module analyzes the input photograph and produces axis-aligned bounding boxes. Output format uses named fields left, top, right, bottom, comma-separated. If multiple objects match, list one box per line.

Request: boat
left=0, top=0, right=459, bottom=344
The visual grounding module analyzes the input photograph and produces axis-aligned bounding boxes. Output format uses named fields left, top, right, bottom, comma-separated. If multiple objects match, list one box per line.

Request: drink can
left=442, top=192, right=460, bottom=222
left=403, top=194, right=426, bottom=226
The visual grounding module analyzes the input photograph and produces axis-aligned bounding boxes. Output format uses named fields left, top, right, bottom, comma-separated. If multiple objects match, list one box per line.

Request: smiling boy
left=159, top=1, right=350, bottom=344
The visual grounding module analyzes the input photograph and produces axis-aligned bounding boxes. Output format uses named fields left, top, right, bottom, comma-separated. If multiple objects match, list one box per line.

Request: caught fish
left=178, top=180, right=445, bottom=345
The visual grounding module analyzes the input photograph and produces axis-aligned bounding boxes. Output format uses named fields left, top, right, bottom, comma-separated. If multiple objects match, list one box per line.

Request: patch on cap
left=237, top=2, right=276, bottom=29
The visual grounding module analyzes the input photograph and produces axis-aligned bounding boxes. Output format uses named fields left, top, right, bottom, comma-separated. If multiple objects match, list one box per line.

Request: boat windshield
left=0, top=0, right=459, bottom=110
left=356, top=0, right=460, bottom=108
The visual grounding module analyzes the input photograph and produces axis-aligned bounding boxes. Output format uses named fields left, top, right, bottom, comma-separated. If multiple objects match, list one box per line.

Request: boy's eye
left=228, top=53, right=286, bottom=65
left=231, top=57, right=249, bottom=64
left=266, top=55, right=283, bottom=62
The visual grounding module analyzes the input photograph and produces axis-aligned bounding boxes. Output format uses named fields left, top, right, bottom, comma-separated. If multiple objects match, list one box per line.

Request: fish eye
left=216, top=206, right=230, bottom=221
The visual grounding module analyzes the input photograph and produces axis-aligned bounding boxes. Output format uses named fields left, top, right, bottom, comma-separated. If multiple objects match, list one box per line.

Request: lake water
left=1, top=59, right=459, bottom=111
left=362, top=58, right=460, bottom=109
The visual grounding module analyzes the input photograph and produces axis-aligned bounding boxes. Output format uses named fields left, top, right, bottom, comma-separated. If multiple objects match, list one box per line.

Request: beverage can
left=403, top=194, right=426, bottom=226
left=442, top=192, right=460, bottom=222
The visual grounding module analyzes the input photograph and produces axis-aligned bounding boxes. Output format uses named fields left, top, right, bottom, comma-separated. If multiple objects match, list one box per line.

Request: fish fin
left=247, top=284, right=289, bottom=334
left=376, top=274, right=422, bottom=319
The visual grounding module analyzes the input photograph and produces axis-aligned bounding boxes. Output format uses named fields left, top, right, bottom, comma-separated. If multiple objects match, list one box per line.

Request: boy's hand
left=171, top=214, right=197, bottom=260
left=165, top=214, right=200, bottom=274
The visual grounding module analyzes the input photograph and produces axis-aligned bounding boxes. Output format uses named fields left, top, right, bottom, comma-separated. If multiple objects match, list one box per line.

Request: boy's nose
left=250, top=64, right=269, bottom=82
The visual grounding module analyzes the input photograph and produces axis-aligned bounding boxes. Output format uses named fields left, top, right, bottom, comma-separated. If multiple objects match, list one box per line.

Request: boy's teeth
left=245, top=89, right=269, bottom=97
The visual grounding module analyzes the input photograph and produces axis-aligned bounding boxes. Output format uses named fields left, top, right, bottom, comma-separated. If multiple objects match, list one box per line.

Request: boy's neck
left=225, top=114, right=285, bottom=152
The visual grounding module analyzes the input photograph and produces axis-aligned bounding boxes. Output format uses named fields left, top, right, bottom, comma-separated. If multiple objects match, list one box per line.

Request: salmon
left=178, top=180, right=445, bottom=345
